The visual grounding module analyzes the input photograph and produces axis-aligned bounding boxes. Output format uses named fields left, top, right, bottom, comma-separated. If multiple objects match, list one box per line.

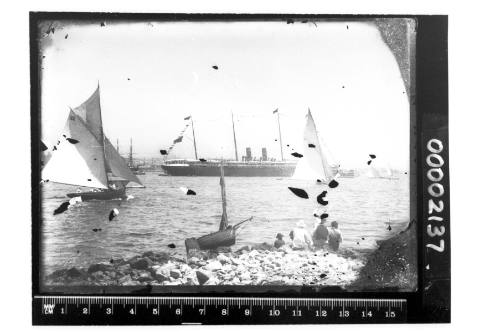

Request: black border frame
left=30, top=12, right=449, bottom=324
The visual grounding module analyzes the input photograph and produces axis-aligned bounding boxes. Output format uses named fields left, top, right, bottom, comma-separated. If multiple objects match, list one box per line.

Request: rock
left=235, top=245, right=251, bottom=253
left=239, top=272, right=251, bottom=281
left=217, top=254, right=231, bottom=264
left=142, top=251, right=155, bottom=259
left=253, top=242, right=274, bottom=251
left=230, top=257, right=243, bottom=265
left=196, top=270, right=211, bottom=285
left=205, top=260, right=223, bottom=271
left=130, top=257, right=153, bottom=270
left=204, top=278, right=219, bottom=286
left=87, top=263, right=111, bottom=274
left=66, top=267, right=84, bottom=278
left=170, top=269, right=182, bottom=279
left=117, top=264, right=131, bottom=272
left=188, top=257, right=200, bottom=265
left=118, top=275, right=132, bottom=285
left=138, top=271, right=153, bottom=282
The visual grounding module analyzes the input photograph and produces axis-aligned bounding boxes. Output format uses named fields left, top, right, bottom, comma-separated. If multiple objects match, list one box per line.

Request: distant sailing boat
left=127, top=138, right=146, bottom=175
left=42, top=85, right=144, bottom=201
left=185, top=161, right=253, bottom=252
left=292, top=109, right=338, bottom=182
left=367, top=166, right=399, bottom=180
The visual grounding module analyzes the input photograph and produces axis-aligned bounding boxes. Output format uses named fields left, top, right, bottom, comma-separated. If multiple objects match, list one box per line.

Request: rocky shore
left=349, top=219, right=417, bottom=291
left=45, top=244, right=364, bottom=287
left=45, top=222, right=417, bottom=289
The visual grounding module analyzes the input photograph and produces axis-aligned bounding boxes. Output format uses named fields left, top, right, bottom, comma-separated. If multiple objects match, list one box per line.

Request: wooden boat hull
left=186, top=227, right=236, bottom=251
left=67, top=188, right=126, bottom=201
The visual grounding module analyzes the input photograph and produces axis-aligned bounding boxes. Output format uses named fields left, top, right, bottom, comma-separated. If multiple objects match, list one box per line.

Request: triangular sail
left=104, top=136, right=144, bottom=187
left=73, top=85, right=105, bottom=145
left=293, top=110, right=334, bottom=181
left=219, top=161, right=228, bottom=231
left=42, top=111, right=109, bottom=189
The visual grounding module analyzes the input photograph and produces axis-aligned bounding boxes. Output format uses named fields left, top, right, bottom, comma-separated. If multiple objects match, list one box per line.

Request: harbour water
left=40, top=173, right=410, bottom=276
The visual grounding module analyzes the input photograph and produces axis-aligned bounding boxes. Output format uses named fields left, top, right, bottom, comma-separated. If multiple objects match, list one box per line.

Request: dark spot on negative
left=199, top=158, right=207, bottom=162
left=288, top=187, right=309, bottom=199
left=66, top=138, right=79, bottom=144
left=308, top=143, right=316, bottom=148
left=167, top=243, right=176, bottom=249
left=291, top=152, right=303, bottom=158
left=316, top=191, right=328, bottom=206
left=87, top=179, right=92, bottom=181
left=367, top=160, right=372, bottom=166
left=328, top=179, right=339, bottom=188
left=53, top=201, right=70, bottom=215
left=160, top=149, right=167, bottom=155
left=212, top=65, right=218, bottom=70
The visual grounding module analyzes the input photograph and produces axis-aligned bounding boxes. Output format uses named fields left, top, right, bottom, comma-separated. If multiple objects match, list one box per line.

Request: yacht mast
left=190, top=117, right=198, bottom=160
left=231, top=112, right=239, bottom=161
left=276, top=110, right=284, bottom=161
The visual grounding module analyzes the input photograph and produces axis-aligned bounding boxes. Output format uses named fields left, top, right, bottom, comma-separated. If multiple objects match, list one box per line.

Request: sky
left=40, top=19, right=411, bottom=170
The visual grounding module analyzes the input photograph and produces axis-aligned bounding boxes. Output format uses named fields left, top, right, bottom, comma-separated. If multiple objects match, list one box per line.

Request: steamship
left=161, top=112, right=297, bottom=177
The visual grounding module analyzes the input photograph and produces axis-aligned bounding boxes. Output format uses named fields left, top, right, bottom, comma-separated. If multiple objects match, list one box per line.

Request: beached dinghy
left=42, top=85, right=144, bottom=201
left=185, top=161, right=253, bottom=252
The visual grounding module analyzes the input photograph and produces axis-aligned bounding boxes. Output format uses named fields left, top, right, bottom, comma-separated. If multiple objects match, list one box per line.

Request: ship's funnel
left=245, top=147, right=252, bottom=161
left=262, top=147, right=268, bottom=161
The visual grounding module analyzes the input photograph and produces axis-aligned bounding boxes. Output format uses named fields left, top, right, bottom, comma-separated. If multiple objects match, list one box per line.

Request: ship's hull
left=161, top=163, right=296, bottom=177
left=67, top=188, right=126, bottom=201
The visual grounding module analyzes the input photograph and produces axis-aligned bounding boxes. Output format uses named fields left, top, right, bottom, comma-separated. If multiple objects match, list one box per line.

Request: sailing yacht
left=292, top=109, right=339, bottom=182
left=42, top=85, right=144, bottom=201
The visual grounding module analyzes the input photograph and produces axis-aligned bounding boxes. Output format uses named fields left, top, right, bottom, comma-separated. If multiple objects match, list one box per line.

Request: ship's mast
left=116, top=138, right=119, bottom=154
left=219, top=160, right=228, bottom=231
left=276, top=110, right=284, bottom=161
left=231, top=112, right=239, bottom=161
left=190, top=116, right=198, bottom=160
left=128, top=138, right=133, bottom=167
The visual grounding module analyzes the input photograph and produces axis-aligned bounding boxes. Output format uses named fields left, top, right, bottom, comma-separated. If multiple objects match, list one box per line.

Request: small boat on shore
left=185, top=161, right=253, bottom=252
left=42, top=84, right=144, bottom=201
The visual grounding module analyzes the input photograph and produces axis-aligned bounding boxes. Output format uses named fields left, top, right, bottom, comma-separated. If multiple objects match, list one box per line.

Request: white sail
left=293, top=110, right=334, bottom=182
left=104, top=136, right=144, bottom=187
left=42, top=112, right=109, bottom=189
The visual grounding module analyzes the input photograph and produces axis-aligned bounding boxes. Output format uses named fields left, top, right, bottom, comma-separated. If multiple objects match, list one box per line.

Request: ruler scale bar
left=34, top=296, right=407, bottom=325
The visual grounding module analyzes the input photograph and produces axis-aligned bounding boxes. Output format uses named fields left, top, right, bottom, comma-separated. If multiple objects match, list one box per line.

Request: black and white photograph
left=36, top=16, right=417, bottom=292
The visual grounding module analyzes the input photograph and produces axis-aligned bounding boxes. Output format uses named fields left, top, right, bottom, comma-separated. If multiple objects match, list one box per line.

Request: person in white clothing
left=289, top=220, right=313, bottom=250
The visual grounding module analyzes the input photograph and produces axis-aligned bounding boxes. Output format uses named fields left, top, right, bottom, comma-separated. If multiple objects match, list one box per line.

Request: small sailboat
left=292, top=109, right=338, bottom=182
left=185, top=161, right=253, bottom=252
left=42, top=85, right=144, bottom=201
left=127, top=138, right=146, bottom=175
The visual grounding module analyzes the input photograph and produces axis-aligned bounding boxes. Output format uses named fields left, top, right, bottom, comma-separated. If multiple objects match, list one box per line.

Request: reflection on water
left=41, top=173, right=409, bottom=275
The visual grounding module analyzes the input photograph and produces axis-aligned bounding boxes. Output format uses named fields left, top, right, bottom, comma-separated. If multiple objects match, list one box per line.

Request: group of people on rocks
left=273, top=213, right=343, bottom=251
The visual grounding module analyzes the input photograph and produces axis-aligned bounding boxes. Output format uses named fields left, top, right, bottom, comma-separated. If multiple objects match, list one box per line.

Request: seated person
left=289, top=220, right=313, bottom=250
left=274, top=233, right=286, bottom=249
left=327, top=221, right=343, bottom=251
left=312, top=213, right=330, bottom=249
